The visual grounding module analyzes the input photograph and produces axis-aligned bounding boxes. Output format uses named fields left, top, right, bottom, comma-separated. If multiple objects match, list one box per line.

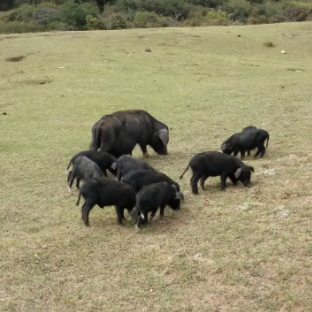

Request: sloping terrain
left=1, top=22, right=312, bottom=311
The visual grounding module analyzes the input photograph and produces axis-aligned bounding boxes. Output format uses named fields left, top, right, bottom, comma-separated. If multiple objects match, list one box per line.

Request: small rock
left=274, top=205, right=290, bottom=218
left=238, top=203, right=250, bottom=211
left=281, top=50, right=286, bottom=54
left=263, top=169, right=276, bottom=176
left=145, top=48, right=152, bottom=52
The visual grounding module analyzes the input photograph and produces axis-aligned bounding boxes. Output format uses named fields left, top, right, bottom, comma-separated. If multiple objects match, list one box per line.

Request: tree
left=96, top=0, right=116, bottom=13
left=0, top=0, right=14, bottom=11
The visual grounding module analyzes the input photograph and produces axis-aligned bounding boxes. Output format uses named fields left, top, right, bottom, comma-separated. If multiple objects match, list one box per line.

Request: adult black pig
left=122, top=169, right=180, bottom=192
left=122, top=169, right=182, bottom=211
left=90, top=110, right=169, bottom=158
left=130, top=182, right=184, bottom=229
left=180, top=151, right=254, bottom=194
left=242, top=126, right=257, bottom=132
left=67, top=151, right=117, bottom=177
left=112, top=155, right=155, bottom=181
left=76, top=177, right=136, bottom=226
left=242, top=126, right=258, bottom=155
left=67, top=156, right=104, bottom=190
left=221, top=128, right=269, bottom=158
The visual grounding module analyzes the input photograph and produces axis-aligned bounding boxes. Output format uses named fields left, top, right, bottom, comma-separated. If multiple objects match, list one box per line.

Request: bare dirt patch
left=5, top=55, right=25, bottom=62
left=22, top=78, right=52, bottom=85
left=0, top=36, right=20, bottom=41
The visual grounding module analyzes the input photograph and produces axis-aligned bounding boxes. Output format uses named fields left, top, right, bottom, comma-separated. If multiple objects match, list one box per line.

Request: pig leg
left=117, top=169, right=122, bottom=181
left=68, top=169, right=77, bottom=189
left=82, top=202, right=94, bottom=227
left=233, top=148, right=240, bottom=157
left=254, top=143, right=266, bottom=158
left=254, top=148, right=261, bottom=157
left=220, top=172, right=228, bottom=191
left=139, top=143, right=149, bottom=157
left=191, top=172, right=202, bottom=194
left=76, top=177, right=81, bottom=189
left=159, top=204, right=167, bottom=217
left=200, top=175, right=209, bottom=190
left=115, top=206, right=124, bottom=225
left=81, top=202, right=86, bottom=220
left=150, top=207, right=159, bottom=221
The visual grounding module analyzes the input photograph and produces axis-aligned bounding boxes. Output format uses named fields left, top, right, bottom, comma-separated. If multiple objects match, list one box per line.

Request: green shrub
left=86, top=14, right=106, bottom=29
left=201, top=8, right=208, bottom=16
left=262, top=1, right=284, bottom=18
left=206, top=8, right=228, bottom=23
left=100, top=4, right=134, bottom=29
left=142, top=0, right=193, bottom=20
left=57, top=1, right=98, bottom=30
left=0, top=20, right=45, bottom=33
left=183, top=10, right=204, bottom=26
left=247, top=16, right=261, bottom=24
left=188, top=0, right=225, bottom=9
left=116, top=0, right=193, bottom=20
left=115, top=0, right=138, bottom=12
left=37, top=2, right=58, bottom=9
left=158, top=15, right=176, bottom=26
left=184, top=8, right=228, bottom=26
left=7, top=4, right=36, bottom=22
left=110, top=14, right=127, bottom=29
left=283, top=5, right=309, bottom=21
left=248, top=0, right=264, bottom=3
left=45, top=20, right=68, bottom=30
left=223, top=0, right=250, bottom=23
left=287, top=1, right=312, bottom=10
left=51, top=0, right=69, bottom=4
left=133, top=11, right=159, bottom=28
left=248, top=14, right=268, bottom=24
left=33, top=8, right=57, bottom=25
left=268, top=14, right=286, bottom=23
left=13, top=0, right=61, bottom=6
left=0, top=0, right=14, bottom=11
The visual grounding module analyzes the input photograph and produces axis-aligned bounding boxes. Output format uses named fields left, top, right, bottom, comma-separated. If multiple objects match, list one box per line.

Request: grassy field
left=1, top=22, right=312, bottom=311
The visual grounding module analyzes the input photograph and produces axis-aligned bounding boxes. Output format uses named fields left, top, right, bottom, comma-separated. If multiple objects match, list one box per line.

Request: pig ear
left=111, top=162, right=117, bottom=170
left=175, top=192, right=184, bottom=200
left=234, top=168, right=242, bottom=178
left=221, top=143, right=226, bottom=150
left=158, top=130, right=169, bottom=146
left=250, top=166, right=254, bottom=172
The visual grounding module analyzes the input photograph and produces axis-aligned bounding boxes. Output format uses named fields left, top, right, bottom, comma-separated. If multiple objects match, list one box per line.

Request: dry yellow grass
left=1, top=22, right=312, bottom=311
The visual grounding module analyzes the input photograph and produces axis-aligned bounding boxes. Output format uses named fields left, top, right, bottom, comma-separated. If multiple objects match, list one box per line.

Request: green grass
left=1, top=22, right=312, bottom=311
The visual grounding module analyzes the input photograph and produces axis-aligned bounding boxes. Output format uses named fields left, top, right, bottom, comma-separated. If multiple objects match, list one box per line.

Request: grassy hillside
left=1, top=22, right=312, bottom=311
